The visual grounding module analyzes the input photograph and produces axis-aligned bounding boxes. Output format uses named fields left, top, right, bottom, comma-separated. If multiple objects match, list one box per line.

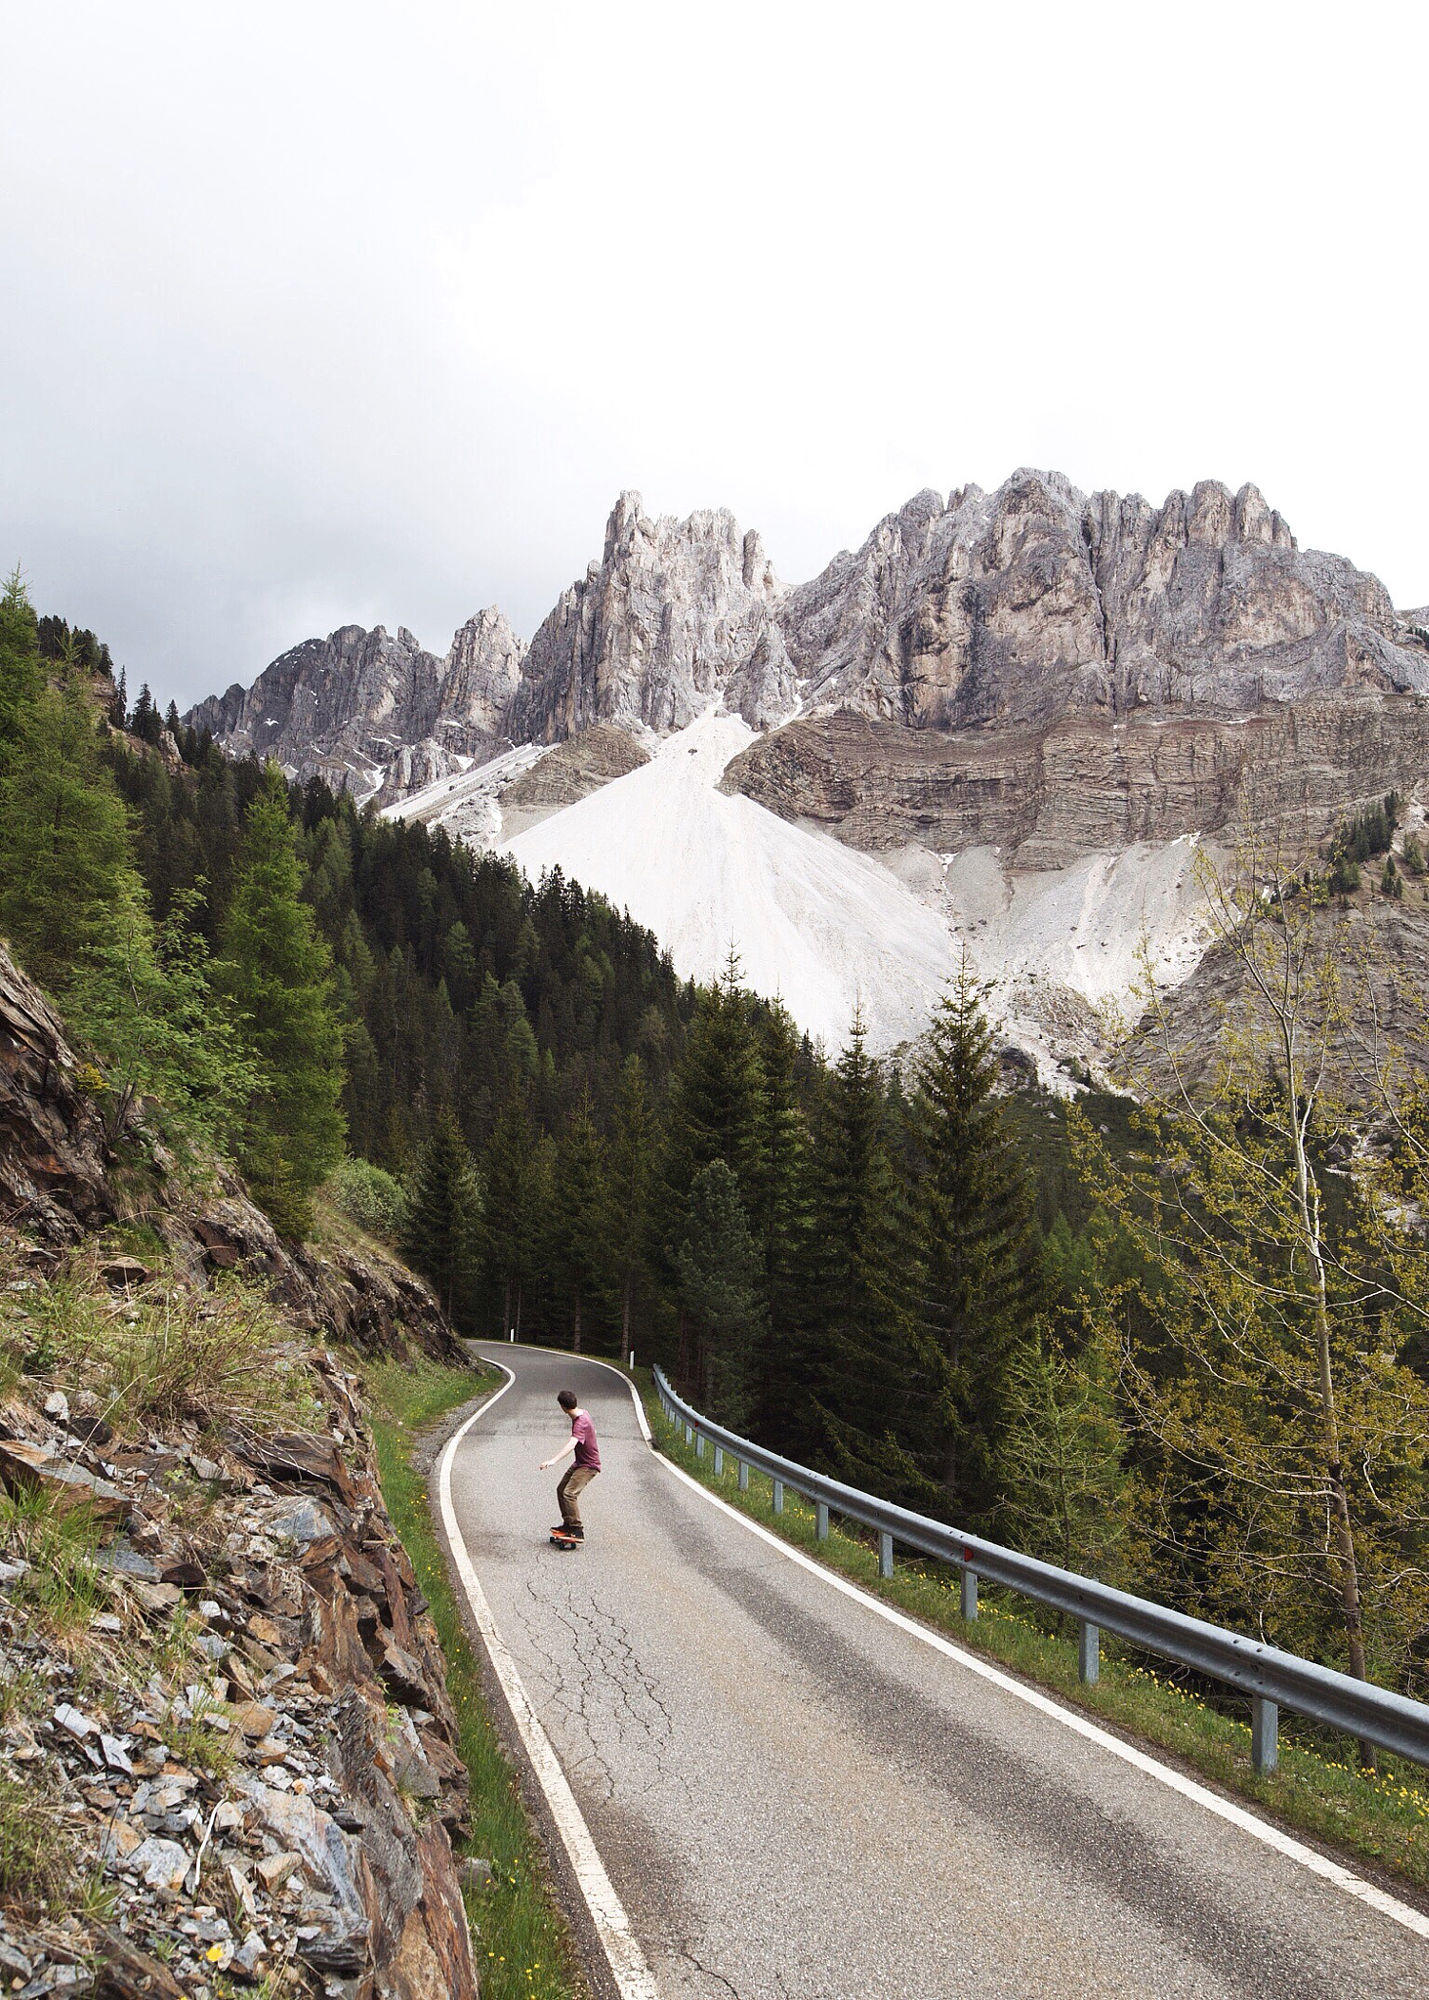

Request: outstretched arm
left=540, top=1435, right=577, bottom=1473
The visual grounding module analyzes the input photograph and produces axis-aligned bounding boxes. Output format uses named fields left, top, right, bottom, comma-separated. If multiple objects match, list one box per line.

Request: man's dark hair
left=557, top=1389, right=578, bottom=1411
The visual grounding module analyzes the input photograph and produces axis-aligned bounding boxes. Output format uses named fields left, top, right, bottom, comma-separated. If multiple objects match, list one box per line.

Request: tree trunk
left=572, top=1290, right=582, bottom=1354
left=1281, top=1013, right=1371, bottom=1750
left=502, top=1278, right=511, bottom=1338
left=514, top=1283, right=523, bottom=1341
left=621, top=1273, right=632, bottom=1366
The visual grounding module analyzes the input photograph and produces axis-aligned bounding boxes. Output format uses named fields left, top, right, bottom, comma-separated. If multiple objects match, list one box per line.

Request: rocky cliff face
left=781, top=472, right=1429, bottom=729
left=187, top=611, right=523, bottom=804
left=190, top=473, right=1429, bottom=818
left=0, top=942, right=482, bottom=1996
left=506, top=491, right=797, bottom=741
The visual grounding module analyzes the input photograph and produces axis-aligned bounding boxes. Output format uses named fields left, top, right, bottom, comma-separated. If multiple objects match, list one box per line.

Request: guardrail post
left=961, top=1568, right=978, bottom=1621
left=695, top=1431, right=705, bottom=1459
left=772, top=1479, right=784, bottom=1514
left=1252, top=1695, right=1278, bottom=1775
left=816, top=1501, right=830, bottom=1540
left=683, top=1421, right=692, bottom=1446
left=713, top=1444, right=723, bottom=1476
left=738, top=1460, right=749, bottom=1493
left=879, top=1532, right=894, bottom=1580
left=1079, top=1620, right=1099, bottom=1685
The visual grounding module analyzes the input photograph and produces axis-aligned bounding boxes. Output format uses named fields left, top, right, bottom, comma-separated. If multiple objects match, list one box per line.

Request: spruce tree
left=605, top=1054, right=655, bottom=1363
left=550, top=1099, right=608, bottom=1352
left=676, top=1160, right=764, bottom=1429
left=217, top=763, right=346, bottom=1237
left=402, top=1110, right=482, bottom=1327
left=0, top=658, right=135, bottom=991
left=910, top=962, right=1042, bottom=1524
left=809, top=1011, right=926, bottom=1487
left=0, top=570, right=43, bottom=765
left=657, top=964, right=766, bottom=1377
left=482, top=1093, right=545, bottom=1338
left=752, top=1002, right=816, bottom=1454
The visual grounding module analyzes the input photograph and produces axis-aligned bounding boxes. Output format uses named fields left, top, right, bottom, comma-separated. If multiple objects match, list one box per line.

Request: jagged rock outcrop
left=781, top=471, right=1429, bottom=729
left=172, top=467, right=1429, bottom=1070
left=506, top=491, right=798, bottom=741
left=187, top=611, right=523, bottom=802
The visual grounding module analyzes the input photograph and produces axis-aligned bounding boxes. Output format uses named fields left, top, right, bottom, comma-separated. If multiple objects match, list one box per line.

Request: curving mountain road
left=440, top=1344, right=1429, bottom=2000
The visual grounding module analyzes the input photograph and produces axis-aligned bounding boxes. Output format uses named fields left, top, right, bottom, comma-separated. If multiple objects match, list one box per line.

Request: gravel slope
left=447, top=1344, right=1429, bottom=2000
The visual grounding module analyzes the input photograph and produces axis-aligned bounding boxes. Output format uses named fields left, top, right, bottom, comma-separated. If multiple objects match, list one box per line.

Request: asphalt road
left=446, top=1344, right=1429, bottom=2000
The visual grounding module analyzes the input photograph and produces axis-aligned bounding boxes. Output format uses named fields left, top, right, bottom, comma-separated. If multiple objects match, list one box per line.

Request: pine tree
left=661, top=963, right=766, bottom=1223
left=109, top=665, right=128, bottom=732
left=676, top=1160, right=764, bottom=1429
left=657, top=966, right=767, bottom=1376
left=0, top=659, right=135, bottom=992
left=809, top=1011, right=925, bottom=1489
left=0, top=570, right=43, bottom=765
left=550, top=1099, right=608, bottom=1352
left=911, top=962, right=1045, bottom=1524
left=217, top=763, right=346, bottom=1236
left=752, top=1002, right=816, bottom=1454
left=482, top=1093, right=546, bottom=1338
left=605, top=1055, right=656, bottom=1363
left=402, top=1110, right=482, bottom=1327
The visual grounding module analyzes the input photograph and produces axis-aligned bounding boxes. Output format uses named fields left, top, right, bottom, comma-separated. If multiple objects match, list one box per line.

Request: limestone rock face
left=782, top=470, right=1429, bottom=729
left=186, top=610, right=522, bottom=802
left=187, top=471, right=1429, bottom=845
left=725, top=700, right=1429, bottom=867
left=506, top=491, right=798, bottom=742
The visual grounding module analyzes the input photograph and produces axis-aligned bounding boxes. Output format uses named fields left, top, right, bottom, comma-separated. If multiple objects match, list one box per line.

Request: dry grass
left=0, top=1253, right=317, bottom=1438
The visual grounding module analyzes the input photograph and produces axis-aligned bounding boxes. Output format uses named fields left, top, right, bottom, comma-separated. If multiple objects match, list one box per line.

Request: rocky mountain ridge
left=186, top=472, right=1429, bottom=821
left=185, top=471, right=1429, bottom=1069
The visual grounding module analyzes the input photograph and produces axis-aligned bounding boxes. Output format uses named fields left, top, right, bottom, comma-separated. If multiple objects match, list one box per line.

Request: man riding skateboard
left=540, top=1389, right=601, bottom=1545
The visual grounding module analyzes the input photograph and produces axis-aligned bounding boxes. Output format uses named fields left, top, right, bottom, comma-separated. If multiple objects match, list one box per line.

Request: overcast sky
left=3, top=2, right=1425, bottom=709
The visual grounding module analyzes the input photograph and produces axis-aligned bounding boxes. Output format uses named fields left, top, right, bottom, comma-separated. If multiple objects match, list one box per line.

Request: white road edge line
left=591, top=1362, right=1429, bottom=1946
left=437, top=1363, right=661, bottom=2000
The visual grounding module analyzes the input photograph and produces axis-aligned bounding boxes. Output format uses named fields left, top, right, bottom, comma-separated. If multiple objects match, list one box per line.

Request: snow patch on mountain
left=502, top=711, right=960, bottom=1054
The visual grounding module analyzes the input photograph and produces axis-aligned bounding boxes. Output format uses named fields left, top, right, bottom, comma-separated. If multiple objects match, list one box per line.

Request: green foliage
left=0, top=647, right=135, bottom=990
left=549, top=1098, right=607, bottom=1350
left=217, top=763, right=346, bottom=1235
left=327, top=1154, right=406, bottom=1240
left=676, top=1159, right=764, bottom=1429
left=67, top=883, right=261, bottom=1149
left=906, top=962, right=1043, bottom=1524
left=401, top=1111, right=483, bottom=1327
left=996, top=1328, right=1127, bottom=1578
left=809, top=1013, right=925, bottom=1493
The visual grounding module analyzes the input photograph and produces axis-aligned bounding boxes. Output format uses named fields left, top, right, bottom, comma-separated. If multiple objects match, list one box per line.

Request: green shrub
left=327, top=1155, right=406, bottom=1241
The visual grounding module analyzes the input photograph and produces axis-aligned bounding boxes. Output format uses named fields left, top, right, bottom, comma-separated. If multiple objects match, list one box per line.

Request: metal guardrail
left=653, top=1366, right=1429, bottom=1775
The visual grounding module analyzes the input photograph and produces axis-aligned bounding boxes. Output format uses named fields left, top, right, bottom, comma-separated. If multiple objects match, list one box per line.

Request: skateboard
left=549, top=1529, right=585, bottom=1551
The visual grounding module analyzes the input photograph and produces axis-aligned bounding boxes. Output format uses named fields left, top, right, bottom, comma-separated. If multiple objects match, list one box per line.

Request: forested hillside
left=4, top=573, right=1428, bottom=1714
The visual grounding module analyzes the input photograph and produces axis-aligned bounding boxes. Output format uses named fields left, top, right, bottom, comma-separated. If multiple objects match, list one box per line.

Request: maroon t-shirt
left=571, top=1409, right=601, bottom=1471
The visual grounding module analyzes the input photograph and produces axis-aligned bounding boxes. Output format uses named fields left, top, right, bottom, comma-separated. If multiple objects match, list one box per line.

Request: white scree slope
left=502, top=711, right=959, bottom=1054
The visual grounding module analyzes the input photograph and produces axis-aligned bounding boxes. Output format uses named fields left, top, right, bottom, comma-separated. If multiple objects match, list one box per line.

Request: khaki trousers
left=557, top=1463, right=597, bottom=1528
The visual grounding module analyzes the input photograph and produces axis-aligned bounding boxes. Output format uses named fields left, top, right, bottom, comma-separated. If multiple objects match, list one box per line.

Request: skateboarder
left=540, top=1389, right=601, bottom=1542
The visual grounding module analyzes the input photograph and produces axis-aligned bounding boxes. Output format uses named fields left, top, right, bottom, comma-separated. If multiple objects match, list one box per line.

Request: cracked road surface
left=447, top=1345, right=1428, bottom=1999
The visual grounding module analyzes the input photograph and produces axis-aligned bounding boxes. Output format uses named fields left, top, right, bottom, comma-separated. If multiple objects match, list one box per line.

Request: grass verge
left=637, top=1372, right=1429, bottom=1897
left=365, top=1354, right=587, bottom=2000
